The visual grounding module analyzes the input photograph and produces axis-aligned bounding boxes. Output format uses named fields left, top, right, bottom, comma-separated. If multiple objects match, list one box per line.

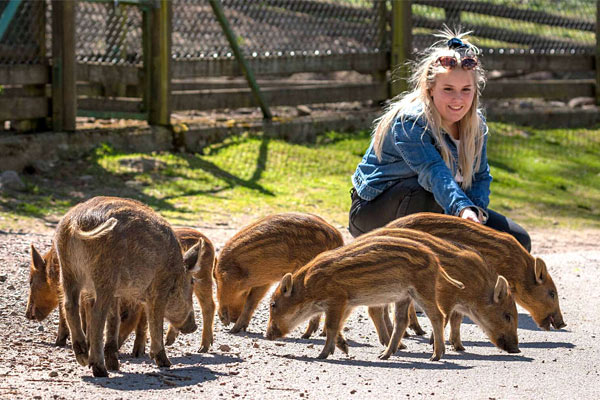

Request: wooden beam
left=485, top=79, right=595, bottom=99
left=482, top=53, right=594, bottom=72
left=0, top=65, right=49, bottom=85
left=390, top=0, right=412, bottom=96
left=0, top=97, right=48, bottom=120
left=146, top=0, right=171, bottom=126
left=51, top=0, right=76, bottom=132
left=172, top=53, right=389, bottom=79
left=172, top=82, right=388, bottom=111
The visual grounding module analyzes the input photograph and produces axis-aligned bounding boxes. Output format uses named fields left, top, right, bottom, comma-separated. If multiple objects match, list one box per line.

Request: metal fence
left=0, top=0, right=599, bottom=132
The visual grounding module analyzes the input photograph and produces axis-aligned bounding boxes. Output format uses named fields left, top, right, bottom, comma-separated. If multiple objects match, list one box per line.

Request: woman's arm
left=393, top=119, right=480, bottom=217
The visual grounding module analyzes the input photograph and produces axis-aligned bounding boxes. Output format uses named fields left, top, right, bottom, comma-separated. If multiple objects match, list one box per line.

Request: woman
left=348, top=29, right=531, bottom=252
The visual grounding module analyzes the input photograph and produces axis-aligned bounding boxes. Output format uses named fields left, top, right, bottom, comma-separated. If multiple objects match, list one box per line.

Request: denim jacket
left=352, top=107, right=492, bottom=219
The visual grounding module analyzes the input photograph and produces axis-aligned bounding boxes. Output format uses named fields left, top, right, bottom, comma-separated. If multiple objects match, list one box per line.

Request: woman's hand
left=459, top=207, right=481, bottom=224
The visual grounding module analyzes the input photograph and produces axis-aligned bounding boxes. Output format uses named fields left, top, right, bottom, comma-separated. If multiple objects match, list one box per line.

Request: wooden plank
left=172, top=82, right=388, bottom=111
left=76, top=63, right=140, bottom=86
left=78, top=96, right=144, bottom=113
left=259, top=0, right=374, bottom=21
left=596, top=0, right=600, bottom=105
left=147, top=0, right=172, bottom=126
left=0, top=97, right=48, bottom=120
left=173, top=53, right=389, bottom=78
left=482, top=53, right=594, bottom=72
left=390, top=0, right=411, bottom=96
left=51, top=0, right=76, bottom=132
left=0, top=65, right=49, bottom=85
left=413, top=16, right=593, bottom=52
left=414, top=0, right=595, bottom=32
left=485, top=79, right=595, bottom=99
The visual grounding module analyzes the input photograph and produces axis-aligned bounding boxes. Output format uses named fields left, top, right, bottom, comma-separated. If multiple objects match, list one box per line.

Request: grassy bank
left=1, top=123, right=599, bottom=231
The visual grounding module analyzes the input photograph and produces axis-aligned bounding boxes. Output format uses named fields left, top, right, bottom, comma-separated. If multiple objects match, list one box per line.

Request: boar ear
left=534, top=257, right=547, bottom=285
left=30, top=244, right=46, bottom=272
left=281, top=273, right=293, bottom=297
left=183, top=239, right=204, bottom=273
left=494, top=275, right=509, bottom=303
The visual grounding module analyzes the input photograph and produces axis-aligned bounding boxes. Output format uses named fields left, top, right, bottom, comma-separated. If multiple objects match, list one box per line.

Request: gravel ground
left=1, top=224, right=599, bottom=400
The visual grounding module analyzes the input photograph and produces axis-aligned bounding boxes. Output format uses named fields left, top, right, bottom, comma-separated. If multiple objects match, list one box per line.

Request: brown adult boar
left=26, top=244, right=148, bottom=355
left=386, top=213, right=566, bottom=331
left=164, top=227, right=216, bottom=352
left=362, top=228, right=519, bottom=358
left=266, top=236, right=464, bottom=361
left=26, top=225, right=215, bottom=353
left=215, top=212, right=344, bottom=334
left=54, top=196, right=200, bottom=377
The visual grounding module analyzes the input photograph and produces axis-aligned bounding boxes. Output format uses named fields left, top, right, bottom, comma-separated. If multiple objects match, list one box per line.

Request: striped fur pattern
left=266, top=236, right=460, bottom=361
left=215, top=212, right=344, bottom=334
left=386, top=212, right=565, bottom=330
left=362, top=228, right=519, bottom=356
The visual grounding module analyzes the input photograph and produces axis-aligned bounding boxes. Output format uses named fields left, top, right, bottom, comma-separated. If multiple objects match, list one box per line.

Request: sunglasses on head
left=436, top=56, right=479, bottom=70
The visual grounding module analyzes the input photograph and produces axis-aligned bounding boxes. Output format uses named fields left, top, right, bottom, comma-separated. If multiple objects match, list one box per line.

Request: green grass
left=1, top=123, right=599, bottom=232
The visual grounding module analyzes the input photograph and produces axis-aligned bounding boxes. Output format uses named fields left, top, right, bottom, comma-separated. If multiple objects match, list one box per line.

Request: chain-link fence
left=412, top=0, right=596, bottom=54
left=0, top=0, right=46, bottom=65
left=172, top=0, right=388, bottom=60
left=76, top=1, right=143, bottom=65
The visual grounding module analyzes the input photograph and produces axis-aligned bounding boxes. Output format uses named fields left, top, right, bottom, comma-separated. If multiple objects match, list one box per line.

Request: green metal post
left=208, top=0, right=272, bottom=120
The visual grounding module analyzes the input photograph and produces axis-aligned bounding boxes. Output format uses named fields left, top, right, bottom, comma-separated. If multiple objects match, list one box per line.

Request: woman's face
left=430, top=68, right=476, bottom=133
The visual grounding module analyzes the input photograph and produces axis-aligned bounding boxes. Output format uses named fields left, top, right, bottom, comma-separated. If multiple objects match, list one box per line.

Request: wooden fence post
left=144, top=0, right=171, bottom=127
left=51, top=0, right=76, bottom=132
left=390, top=0, right=412, bottom=97
left=596, top=0, right=600, bottom=105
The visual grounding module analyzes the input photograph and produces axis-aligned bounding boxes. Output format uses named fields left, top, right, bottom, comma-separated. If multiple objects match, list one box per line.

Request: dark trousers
left=348, top=177, right=531, bottom=252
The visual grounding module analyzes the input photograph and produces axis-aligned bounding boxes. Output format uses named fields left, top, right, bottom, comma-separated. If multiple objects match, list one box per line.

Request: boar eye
left=270, top=301, right=276, bottom=310
left=548, top=290, right=555, bottom=300
left=504, top=313, right=512, bottom=323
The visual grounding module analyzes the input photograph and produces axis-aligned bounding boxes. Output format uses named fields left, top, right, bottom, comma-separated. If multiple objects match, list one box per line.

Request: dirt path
left=1, top=225, right=599, bottom=399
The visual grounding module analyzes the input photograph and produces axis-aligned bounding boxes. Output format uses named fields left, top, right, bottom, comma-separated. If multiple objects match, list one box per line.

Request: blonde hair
left=372, top=27, right=487, bottom=190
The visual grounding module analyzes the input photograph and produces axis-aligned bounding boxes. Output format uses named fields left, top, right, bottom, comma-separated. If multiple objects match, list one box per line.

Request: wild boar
left=215, top=212, right=344, bottom=334
left=164, top=227, right=216, bottom=352
left=27, top=243, right=148, bottom=355
left=363, top=228, right=519, bottom=358
left=54, top=196, right=200, bottom=377
left=386, top=213, right=566, bottom=331
left=266, top=236, right=464, bottom=361
left=26, top=225, right=214, bottom=354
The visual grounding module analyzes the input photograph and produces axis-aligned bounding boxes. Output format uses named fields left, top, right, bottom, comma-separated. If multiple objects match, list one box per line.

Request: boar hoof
left=132, top=343, right=146, bottom=358
left=73, top=341, right=89, bottom=367
left=91, top=363, right=109, bottom=378
left=430, top=350, right=444, bottom=361
left=153, top=349, right=171, bottom=368
left=336, top=337, right=349, bottom=355
left=317, top=350, right=330, bottom=359
left=411, top=326, right=426, bottom=336
left=105, top=353, right=119, bottom=371
left=55, top=336, right=68, bottom=347
left=199, top=343, right=211, bottom=353
left=301, top=332, right=312, bottom=339
left=451, top=342, right=465, bottom=352
left=229, top=323, right=247, bottom=334
left=378, top=350, right=392, bottom=360
left=165, top=327, right=178, bottom=346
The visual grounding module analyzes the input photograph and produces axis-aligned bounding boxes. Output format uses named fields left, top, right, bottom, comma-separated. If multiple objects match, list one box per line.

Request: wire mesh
left=412, top=0, right=596, bottom=55
left=0, top=0, right=46, bottom=65
left=172, top=0, right=388, bottom=60
left=75, top=1, right=143, bottom=65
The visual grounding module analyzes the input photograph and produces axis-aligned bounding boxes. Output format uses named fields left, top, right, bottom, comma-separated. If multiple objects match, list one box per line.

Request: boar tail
left=73, top=217, right=118, bottom=240
left=439, top=267, right=465, bottom=289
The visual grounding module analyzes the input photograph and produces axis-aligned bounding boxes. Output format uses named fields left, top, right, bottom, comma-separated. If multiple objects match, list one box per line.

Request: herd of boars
left=25, top=196, right=566, bottom=377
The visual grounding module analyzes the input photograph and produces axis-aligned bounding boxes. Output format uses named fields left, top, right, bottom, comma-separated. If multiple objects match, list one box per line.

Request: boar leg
left=416, top=300, right=445, bottom=361
left=368, top=306, right=391, bottom=346
left=132, top=308, right=148, bottom=357
left=407, top=302, right=426, bottom=336
left=146, top=300, right=170, bottom=368
left=104, top=298, right=121, bottom=371
left=379, top=300, right=410, bottom=360
left=448, top=311, right=465, bottom=351
left=301, top=315, right=321, bottom=339
left=87, top=293, right=113, bottom=377
left=62, top=272, right=88, bottom=368
left=230, top=284, right=270, bottom=334
left=318, top=302, right=348, bottom=359
left=55, top=301, right=70, bottom=346
left=165, top=325, right=179, bottom=347
left=195, top=281, right=216, bottom=352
